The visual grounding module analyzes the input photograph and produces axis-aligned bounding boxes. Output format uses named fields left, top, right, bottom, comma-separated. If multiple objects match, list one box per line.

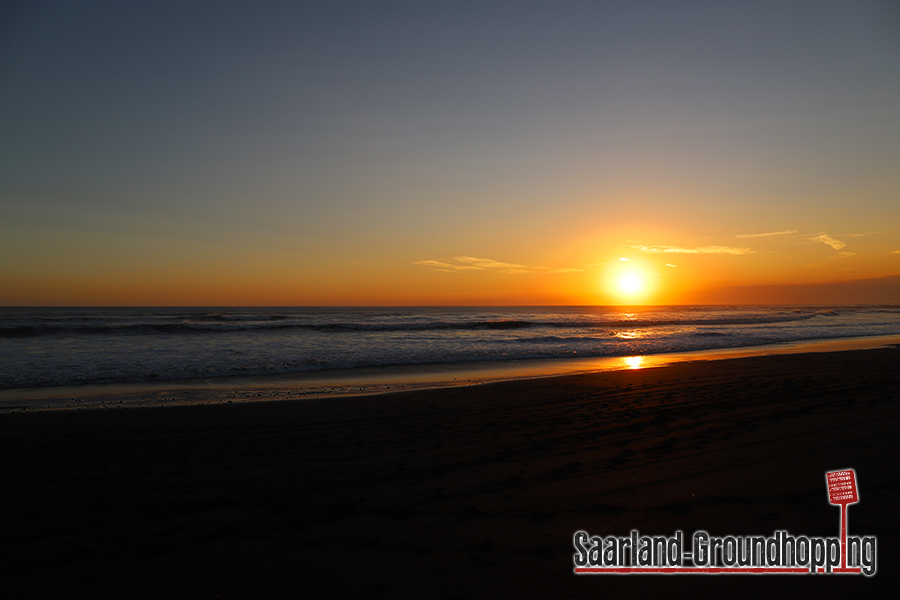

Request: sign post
left=825, top=469, right=859, bottom=569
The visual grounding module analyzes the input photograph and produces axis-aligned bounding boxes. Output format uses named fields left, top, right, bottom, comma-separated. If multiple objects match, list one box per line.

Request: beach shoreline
left=3, top=345, right=898, bottom=598
left=3, top=332, right=900, bottom=412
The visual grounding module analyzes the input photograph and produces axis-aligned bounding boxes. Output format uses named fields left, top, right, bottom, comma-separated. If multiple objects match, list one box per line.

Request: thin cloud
left=618, top=257, right=630, bottom=261
left=892, top=250, right=900, bottom=254
left=628, top=245, right=754, bottom=255
left=452, top=256, right=527, bottom=271
left=665, top=264, right=678, bottom=267
left=735, top=229, right=798, bottom=239
left=411, top=259, right=480, bottom=272
left=809, top=234, right=846, bottom=251
left=414, top=256, right=583, bottom=275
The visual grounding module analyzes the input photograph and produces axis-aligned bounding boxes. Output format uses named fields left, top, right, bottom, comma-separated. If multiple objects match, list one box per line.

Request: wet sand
left=2, top=346, right=898, bottom=598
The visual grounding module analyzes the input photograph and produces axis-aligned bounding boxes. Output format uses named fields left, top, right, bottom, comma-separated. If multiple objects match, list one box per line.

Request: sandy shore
left=2, top=347, right=898, bottom=598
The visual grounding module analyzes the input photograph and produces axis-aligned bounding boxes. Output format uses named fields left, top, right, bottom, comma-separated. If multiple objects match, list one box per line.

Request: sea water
left=2, top=305, right=900, bottom=390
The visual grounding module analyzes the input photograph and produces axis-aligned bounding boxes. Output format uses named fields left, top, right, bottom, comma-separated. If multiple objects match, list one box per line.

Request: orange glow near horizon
left=2, top=226, right=900, bottom=306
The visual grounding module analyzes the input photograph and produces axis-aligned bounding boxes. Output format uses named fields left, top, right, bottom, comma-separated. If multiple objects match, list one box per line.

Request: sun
left=601, top=260, right=658, bottom=304
left=618, top=273, right=644, bottom=295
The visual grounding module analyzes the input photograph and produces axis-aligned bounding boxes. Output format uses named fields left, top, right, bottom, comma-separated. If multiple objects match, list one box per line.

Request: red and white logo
left=573, top=468, right=876, bottom=575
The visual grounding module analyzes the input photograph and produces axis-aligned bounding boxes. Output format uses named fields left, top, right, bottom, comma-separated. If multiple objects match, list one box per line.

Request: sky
left=2, top=1, right=899, bottom=305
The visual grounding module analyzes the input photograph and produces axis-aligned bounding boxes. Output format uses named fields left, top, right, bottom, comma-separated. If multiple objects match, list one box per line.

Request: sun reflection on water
left=615, top=330, right=642, bottom=339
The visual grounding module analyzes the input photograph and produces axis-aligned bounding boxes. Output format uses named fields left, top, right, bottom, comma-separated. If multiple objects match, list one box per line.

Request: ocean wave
left=0, top=312, right=835, bottom=338
left=517, top=335, right=609, bottom=344
left=4, top=306, right=900, bottom=390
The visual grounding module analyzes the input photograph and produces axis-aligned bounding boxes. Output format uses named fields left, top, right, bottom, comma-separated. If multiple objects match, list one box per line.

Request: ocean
left=2, top=305, right=900, bottom=391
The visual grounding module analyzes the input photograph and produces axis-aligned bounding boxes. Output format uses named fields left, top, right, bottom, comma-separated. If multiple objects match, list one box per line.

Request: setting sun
left=601, top=260, right=659, bottom=304
left=619, top=273, right=644, bottom=295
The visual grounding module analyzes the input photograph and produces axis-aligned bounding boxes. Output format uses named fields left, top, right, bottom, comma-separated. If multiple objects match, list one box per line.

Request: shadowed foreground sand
left=2, top=347, right=898, bottom=598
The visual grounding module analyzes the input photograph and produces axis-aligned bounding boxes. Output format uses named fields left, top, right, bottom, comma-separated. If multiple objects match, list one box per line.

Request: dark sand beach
left=3, top=347, right=898, bottom=598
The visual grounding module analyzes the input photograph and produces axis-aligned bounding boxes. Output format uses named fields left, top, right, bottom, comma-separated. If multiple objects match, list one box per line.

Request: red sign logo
left=826, top=469, right=860, bottom=571
left=826, top=469, right=858, bottom=505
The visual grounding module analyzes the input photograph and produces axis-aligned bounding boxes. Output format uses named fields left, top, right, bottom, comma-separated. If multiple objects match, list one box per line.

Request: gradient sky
left=2, top=1, right=899, bottom=305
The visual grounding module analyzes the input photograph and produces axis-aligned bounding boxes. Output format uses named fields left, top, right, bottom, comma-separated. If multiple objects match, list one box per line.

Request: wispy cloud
left=809, top=233, right=846, bottom=251
left=892, top=250, right=900, bottom=254
left=628, top=245, right=754, bottom=255
left=414, top=256, right=583, bottom=275
left=665, top=264, right=678, bottom=268
left=410, top=259, right=479, bottom=272
left=452, top=256, right=527, bottom=271
left=735, top=229, right=798, bottom=239
left=618, top=257, right=630, bottom=261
